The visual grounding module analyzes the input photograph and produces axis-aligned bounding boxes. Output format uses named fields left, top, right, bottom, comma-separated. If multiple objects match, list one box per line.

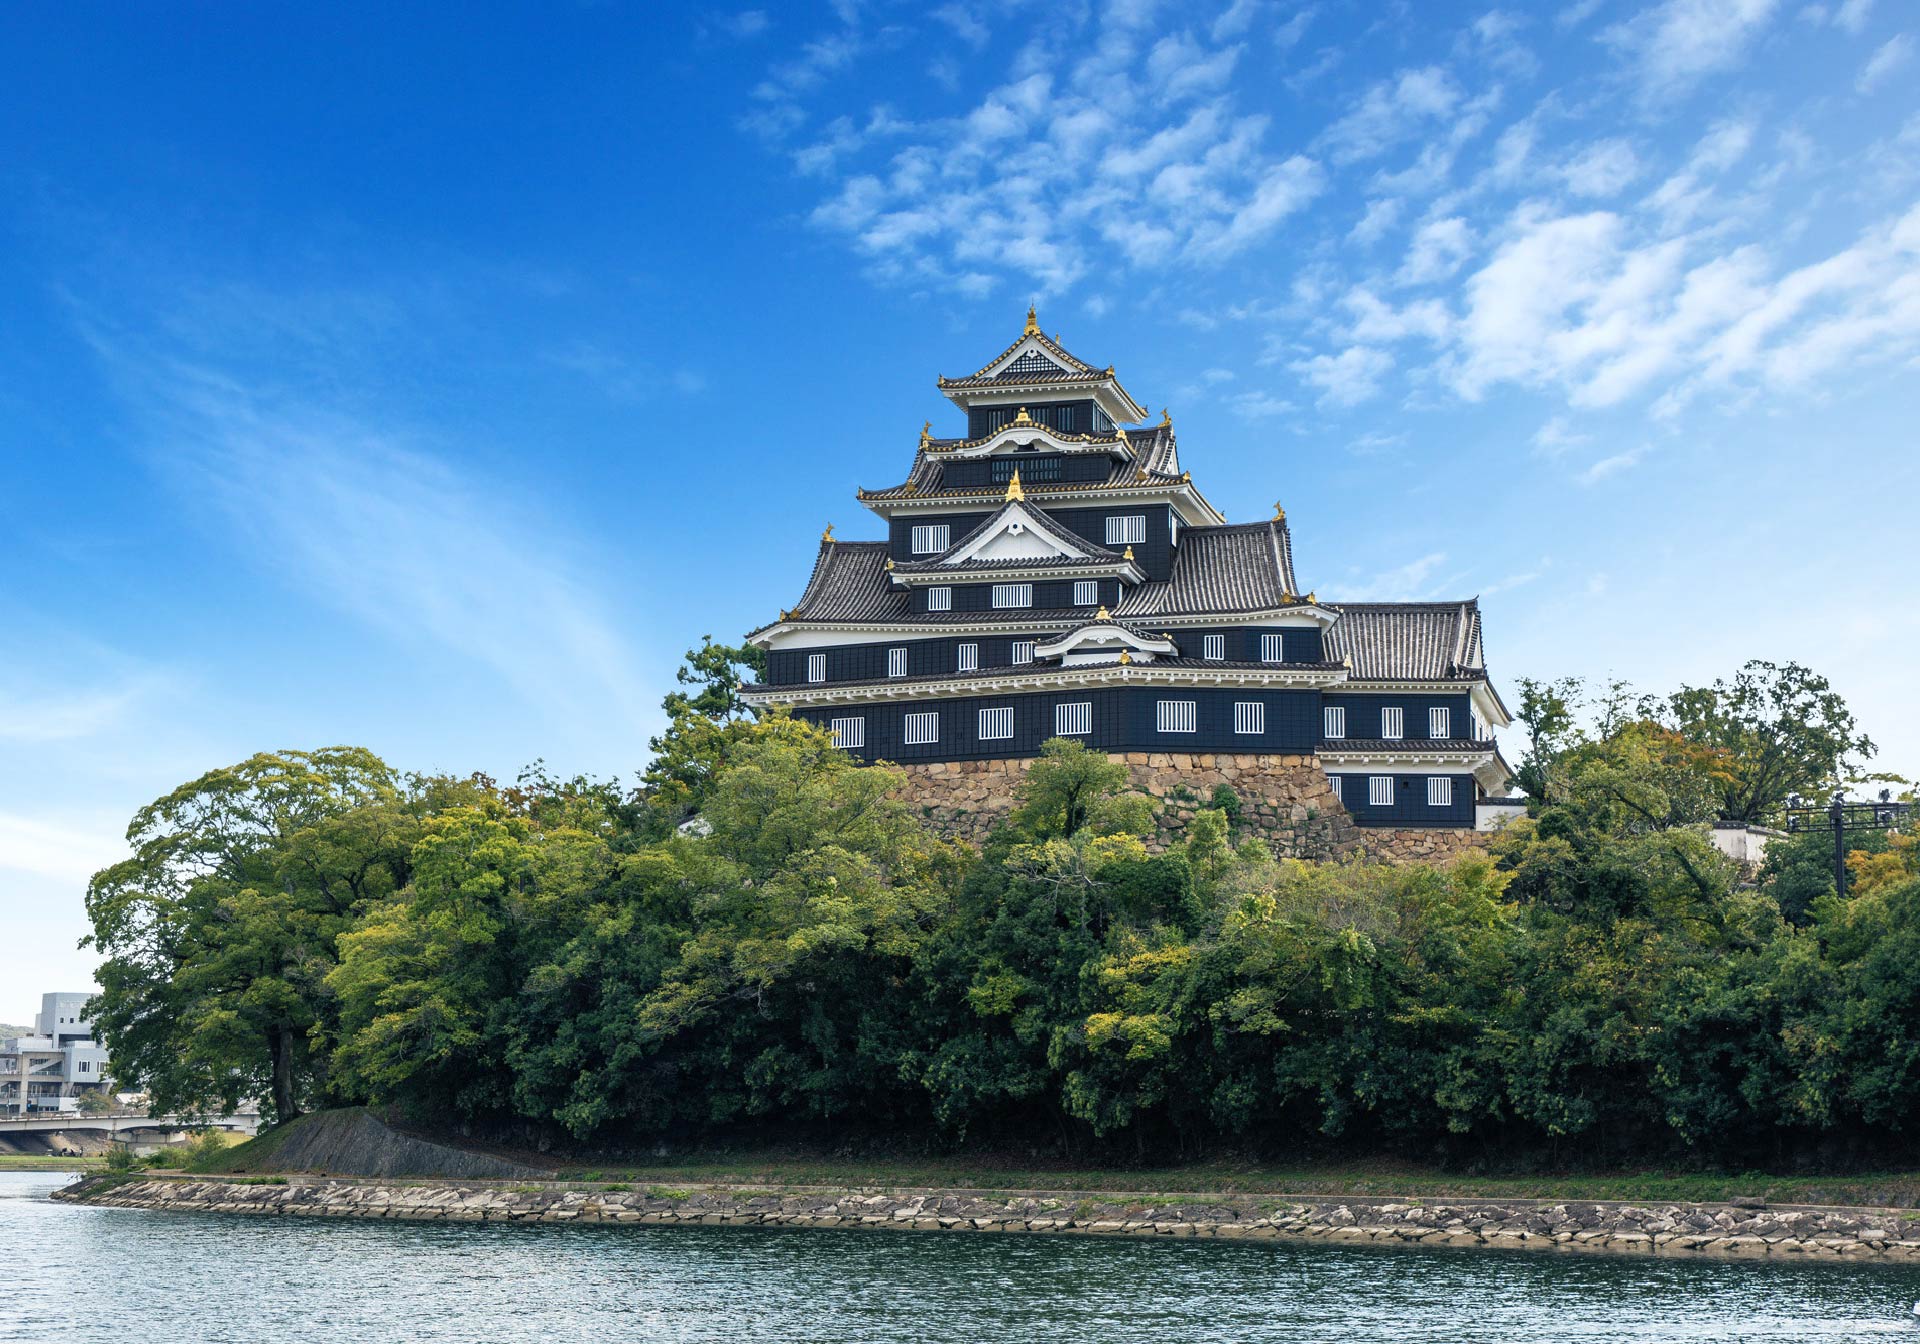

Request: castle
left=742, top=311, right=1513, bottom=854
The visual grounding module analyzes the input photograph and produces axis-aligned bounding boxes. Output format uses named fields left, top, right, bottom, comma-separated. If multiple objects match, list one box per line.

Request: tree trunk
left=269, top=1025, right=300, bottom=1122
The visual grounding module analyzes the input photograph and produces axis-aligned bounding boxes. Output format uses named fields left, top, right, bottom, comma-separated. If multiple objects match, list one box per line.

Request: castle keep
left=743, top=311, right=1513, bottom=850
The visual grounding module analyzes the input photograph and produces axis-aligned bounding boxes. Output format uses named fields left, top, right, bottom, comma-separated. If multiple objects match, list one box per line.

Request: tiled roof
left=744, top=656, right=1345, bottom=695
left=939, top=327, right=1100, bottom=384
left=1319, top=738, right=1495, bottom=753
left=1116, top=520, right=1299, bottom=617
left=1323, top=602, right=1486, bottom=680
left=782, top=542, right=911, bottom=623
left=888, top=499, right=1127, bottom=573
left=861, top=423, right=1181, bottom=501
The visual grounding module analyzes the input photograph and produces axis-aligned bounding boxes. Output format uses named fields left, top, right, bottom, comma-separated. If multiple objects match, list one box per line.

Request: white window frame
left=1259, top=633, right=1284, bottom=663
left=887, top=647, right=907, bottom=679
left=1156, top=700, right=1197, bottom=733
left=1011, top=640, right=1035, bottom=665
left=1427, top=776, right=1453, bottom=808
left=1324, top=705, right=1346, bottom=739
left=1430, top=707, right=1451, bottom=740
left=910, top=524, right=950, bottom=555
left=1329, top=775, right=1342, bottom=803
left=957, top=642, right=978, bottom=672
left=1381, top=706, right=1404, bottom=740
left=1055, top=701, right=1091, bottom=736
left=992, top=583, right=1033, bottom=609
left=1233, top=701, right=1264, bottom=735
left=829, top=716, right=865, bottom=750
left=1369, top=776, right=1395, bottom=807
left=806, top=653, right=826, bottom=684
left=978, top=707, right=1013, bottom=741
left=1105, top=514, right=1146, bottom=546
left=1073, top=579, right=1098, bottom=606
left=927, top=587, right=952, bottom=612
left=903, top=711, right=940, bottom=746
left=1203, top=634, right=1225, bottom=661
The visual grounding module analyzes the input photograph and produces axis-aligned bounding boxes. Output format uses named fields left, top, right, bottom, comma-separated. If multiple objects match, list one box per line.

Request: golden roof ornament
left=919, top=420, right=931, bottom=447
left=1274, top=502, right=1286, bottom=521
left=1307, top=590, right=1317, bottom=604
left=1004, top=468, right=1025, bottom=502
left=1160, top=407, right=1171, bottom=427
left=1095, top=605, right=1111, bottom=621
left=1014, top=406, right=1032, bottom=424
left=1123, top=545, right=1135, bottom=561
left=822, top=523, right=834, bottom=542
left=1024, top=304, right=1039, bottom=336
left=1119, top=649, right=1133, bottom=665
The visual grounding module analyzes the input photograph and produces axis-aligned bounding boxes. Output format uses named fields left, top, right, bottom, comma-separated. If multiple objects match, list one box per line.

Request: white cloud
left=932, top=5, right=990, bottom=49
left=1605, top=0, right=1781, bottom=99
left=1291, top=345, right=1393, bottom=405
left=1397, top=215, right=1475, bottom=284
left=1350, top=196, right=1403, bottom=244
left=1530, top=415, right=1590, bottom=457
left=1319, top=67, right=1462, bottom=164
left=720, top=10, right=771, bottom=39
left=1345, top=551, right=1452, bottom=600
left=1559, top=139, right=1642, bottom=197
left=1273, top=6, right=1317, bottom=48
left=1229, top=390, right=1297, bottom=419
left=1857, top=34, right=1914, bottom=94
left=1579, top=445, right=1651, bottom=483
left=0, top=675, right=164, bottom=743
left=0, top=812, right=127, bottom=885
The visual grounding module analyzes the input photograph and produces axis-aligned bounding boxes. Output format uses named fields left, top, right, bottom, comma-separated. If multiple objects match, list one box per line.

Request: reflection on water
left=3, top=1172, right=1916, bottom=1343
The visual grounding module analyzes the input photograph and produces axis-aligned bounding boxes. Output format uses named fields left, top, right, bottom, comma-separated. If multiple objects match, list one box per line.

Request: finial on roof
left=1119, top=649, right=1132, bottom=665
left=1307, top=590, right=1317, bottom=604
left=1014, top=406, right=1031, bottom=423
left=1343, top=654, right=1352, bottom=669
left=1095, top=605, right=1111, bottom=621
left=822, top=523, right=834, bottom=542
left=1024, top=304, right=1038, bottom=336
left=1135, top=466, right=1147, bottom=482
left=1123, top=545, right=1135, bottom=561
left=1181, top=470, right=1191, bottom=482
left=1282, top=590, right=1294, bottom=603
left=1106, top=365, right=1114, bottom=376
left=1005, top=468, right=1025, bottom=502
left=920, top=420, right=931, bottom=446
left=1160, top=407, right=1171, bottom=427
left=885, top=557, right=895, bottom=570
left=1274, top=502, right=1286, bottom=521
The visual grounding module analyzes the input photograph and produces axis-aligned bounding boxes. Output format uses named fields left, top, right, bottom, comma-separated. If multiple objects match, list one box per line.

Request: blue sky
left=3, top=0, right=1917, bottom=1018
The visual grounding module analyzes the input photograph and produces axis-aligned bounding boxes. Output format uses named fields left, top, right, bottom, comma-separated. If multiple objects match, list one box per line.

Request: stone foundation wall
left=888, top=754, right=1491, bottom=863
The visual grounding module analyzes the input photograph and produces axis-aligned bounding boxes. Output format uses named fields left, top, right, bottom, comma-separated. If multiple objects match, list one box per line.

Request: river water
left=5, top=1172, right=1918, bottom=1342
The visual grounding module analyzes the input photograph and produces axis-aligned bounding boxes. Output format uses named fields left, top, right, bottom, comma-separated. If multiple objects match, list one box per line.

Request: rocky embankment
left=58, top=1176, right=1920, bottom=1261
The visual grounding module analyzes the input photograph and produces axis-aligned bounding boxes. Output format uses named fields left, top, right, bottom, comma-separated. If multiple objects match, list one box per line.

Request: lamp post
left=1784, top=789, right=1912, bottom=898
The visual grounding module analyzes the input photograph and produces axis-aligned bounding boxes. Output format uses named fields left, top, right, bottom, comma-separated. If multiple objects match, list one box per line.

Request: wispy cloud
left=1343, top=550, right=1453, bottom=600
left=0, top=673, right=167, bottom=743
left=1605, top=0, right=1781, bottom=100
left=0, top=811, right=127, bottom=885
left=1579, top=445, right=1651, bottom=484
left=1857, top=34, right=1913, bottom=94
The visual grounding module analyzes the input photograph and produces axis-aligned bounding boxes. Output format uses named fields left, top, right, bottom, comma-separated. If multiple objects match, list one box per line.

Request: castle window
left=978, top=707, right=1014, bottom=741
left=1011, top=641, right=1035, bottom=664
left=1381, top=707, right=1404, bottom=739
left=904, top=711, right=940, bottom=745
left=1156, top=700, right=1197, bottom=733
left=992, top=584, right=1033, bottom=608
left=887, top=648, right=907, bottom=678
left=1329, top=776, right=1342, bottom=802
left=1073, top=580, right=1098, bottom=606
left=911, top=524, right=950, bottom=554
left=1203, top=634, right=1225, bottom=661
left=830, top=717, right=865, bottom=749
left=927, top=587, right=952, bottom=612
left=1472, top=712, right=1487, bottom=741
left=1428, top=777, right=1453, bottom=808
left=1369, top=776, right=1394, bottom=807
left=1105, top=515, right=1146, bottom=546
left=1056, top=702, right=1091, bottom=736
left=1004, top=351, right=1064, bottom=378
left=1260, top=633, right=1284, bottom=663
left=806, top=653, right=826, bottom=683
left=1233, top=702, right=1265, bottom=735
left=1430, top=707, right=1451, bottom=739
left=1324, top=706, right=1346, bottom=739
left=992, top=455, right=1060, bottom=483
left=957, top=643, right=978, bottom=672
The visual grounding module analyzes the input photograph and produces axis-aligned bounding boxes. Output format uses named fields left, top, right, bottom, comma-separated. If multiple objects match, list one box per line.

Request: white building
left=0, top=992, right=111, bottom=1114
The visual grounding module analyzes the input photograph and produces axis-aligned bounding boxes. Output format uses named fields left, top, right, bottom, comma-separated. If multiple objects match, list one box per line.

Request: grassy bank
left=0, top=1155, right=101, bottom=1171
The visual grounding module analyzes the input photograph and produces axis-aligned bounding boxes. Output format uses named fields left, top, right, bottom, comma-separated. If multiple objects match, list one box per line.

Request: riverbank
left=56, top=1173, right=1920, bottom=1262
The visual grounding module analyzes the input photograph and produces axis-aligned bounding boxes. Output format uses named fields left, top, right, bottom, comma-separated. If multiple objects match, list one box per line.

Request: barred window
left=957, top=643, right=978, bottom=672
left=1004, top=351, right=1064, bottom=377
left=1430, top=707, right=1451, bottom=740
left=1324, top=706, right=1346, bottom=739
left=887, top=647, right=907, bottom=678
left=992, top=584, right=1033, bottom=608
left=1105, top=514, right=1147, bottom=545
left=1011, top=640, right=1035, bottom=664
left=806, top=653, right=826, bottom=683
left=1472, top=713, right=1487, bottom=741
left=829, top=717, right=864, bottom=749
left=1203, top=634, right=1225, bottom=661
left=992, top=455, right=1060, bottom=482
left=1055, top=701, right=1092, bottom=736
left=1156, top=700, right=1197, bottom=733
left=1328, top=775, right=1342, bottom=803
left=927, top=587, right=952, bottom=612
left=1073, top=580, right=1098, bottom=606
left=1369, top=776, right=1394, bottom=807
left=1233, top=702, right=1265, bottom=735
left=978, top=707, right=1014, bottom=740
left=1260, top=633, right=1284, bottom=663
left=910, top=524, right=950, bottom=555
left=1428, top=777, right=1453, bottom=808
left=904, top=711, right=940, bottom=745
left=1381, top=706, right=1404, bottom=740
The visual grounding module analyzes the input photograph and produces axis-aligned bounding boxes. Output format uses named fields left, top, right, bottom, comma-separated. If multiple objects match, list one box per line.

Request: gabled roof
left=860, top=422, right=1184, bottom=503
left=1115, top=519, right=1300, bottom=617
left=1323, top=601, right=1486, bottom=680
left=1034, top=611, right=1178, bottom=659
left=927, top=498, right=1126, bottom=567
left=934, top=310, right=1148, bottom=420
left=770, top=541, right=910, bottom=626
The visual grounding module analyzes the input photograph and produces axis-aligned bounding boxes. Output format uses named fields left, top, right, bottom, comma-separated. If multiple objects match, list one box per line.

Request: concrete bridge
left=0, top=1111, right=261, bottom=1140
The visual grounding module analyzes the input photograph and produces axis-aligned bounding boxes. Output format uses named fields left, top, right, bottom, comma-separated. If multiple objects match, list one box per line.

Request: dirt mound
left=205, top=1108, right=547, bottom=1179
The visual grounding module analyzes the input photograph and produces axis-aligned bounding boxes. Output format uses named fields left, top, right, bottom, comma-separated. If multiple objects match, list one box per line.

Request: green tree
left=1008, top=738, right=1150, bottom=839
left=638, top=637, right=770, bottom=834
left=84, top=748, right=413, bottom=1123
